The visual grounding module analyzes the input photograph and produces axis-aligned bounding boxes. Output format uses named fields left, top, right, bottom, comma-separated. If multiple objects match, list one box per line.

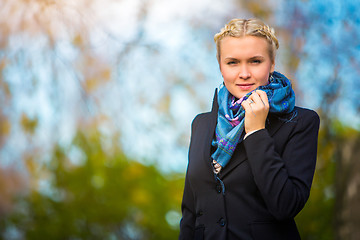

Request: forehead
left=220, top=36, right=270, bottom=58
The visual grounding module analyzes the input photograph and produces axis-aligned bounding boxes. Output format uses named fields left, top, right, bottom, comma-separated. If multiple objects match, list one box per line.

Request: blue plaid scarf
left=211, top=71, right=295, bottom=168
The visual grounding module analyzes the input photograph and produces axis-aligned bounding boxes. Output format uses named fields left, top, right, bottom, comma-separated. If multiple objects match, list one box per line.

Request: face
left=219, top=36, right=275, bottom=99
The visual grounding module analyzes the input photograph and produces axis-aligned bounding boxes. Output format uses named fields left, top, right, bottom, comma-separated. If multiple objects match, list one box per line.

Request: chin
left=233, top=93, right=247, bottom=99
left=238, top=91, right=252, bottom=99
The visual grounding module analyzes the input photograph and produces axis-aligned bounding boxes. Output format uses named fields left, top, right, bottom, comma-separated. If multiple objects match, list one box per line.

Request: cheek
left=220, top=67, right=236, bottom=81
left=222, top=73, right=235, bottom=85
left=256, top=66, right=272, bottom=85
left=259, top=73, right=270, bottom=85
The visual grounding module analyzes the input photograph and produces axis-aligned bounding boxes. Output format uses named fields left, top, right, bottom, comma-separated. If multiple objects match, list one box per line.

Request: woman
left=179, top=18, right=320, bottom=240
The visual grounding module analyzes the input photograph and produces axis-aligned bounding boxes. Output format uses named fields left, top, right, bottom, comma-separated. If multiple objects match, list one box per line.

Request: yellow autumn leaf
left=0, top=117, right=11, bottom=136
left=20, top=113, right=38, bottom=134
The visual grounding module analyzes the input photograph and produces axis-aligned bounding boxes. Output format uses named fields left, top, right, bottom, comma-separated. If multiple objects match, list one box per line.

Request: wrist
left=245, top=126, right=265, bottom=134
left=244, top=128, right=265, bottom=140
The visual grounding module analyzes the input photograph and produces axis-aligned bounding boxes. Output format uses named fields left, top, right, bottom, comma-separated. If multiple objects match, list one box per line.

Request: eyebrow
left=249, top=55, right=265, bottom=60
left=224, top=55, right=265, bottom=61
left=224, top=57, right=238, bottom=61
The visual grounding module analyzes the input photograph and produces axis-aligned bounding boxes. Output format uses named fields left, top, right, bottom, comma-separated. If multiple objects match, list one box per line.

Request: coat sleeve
left=243, top=110, right=320, bottom=221
left=179, top=115, right=202, bottom=239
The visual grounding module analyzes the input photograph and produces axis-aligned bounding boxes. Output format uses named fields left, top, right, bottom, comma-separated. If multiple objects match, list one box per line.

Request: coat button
left=216, top=184, right=222, bottom=193
left=218, top=218, right=226, bottom=227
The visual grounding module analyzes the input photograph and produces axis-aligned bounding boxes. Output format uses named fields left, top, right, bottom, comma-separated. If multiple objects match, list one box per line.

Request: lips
left=236, top=83, right=255, bottom=90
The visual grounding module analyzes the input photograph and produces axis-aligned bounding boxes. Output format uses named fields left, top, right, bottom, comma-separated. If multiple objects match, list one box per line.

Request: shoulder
left=293, top=106, right=319, bottom=118
left=268, top=106, right=320, bottom=137
left=191, top=112, right=212, bottom=131
left=274, top=106, right=319, bottom=123
left=193, top=112, right=212, bottom=122
left=280, top=106, right=320, bottom=134
left=293, top=106, right=320, bottom=125
left=265, top=107, right=320, bottom=153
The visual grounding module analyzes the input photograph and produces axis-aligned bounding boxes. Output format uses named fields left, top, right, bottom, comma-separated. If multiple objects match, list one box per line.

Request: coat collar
left=210, top=88, right=219, bottom=119
left=202, top=89, right=219, bottom=172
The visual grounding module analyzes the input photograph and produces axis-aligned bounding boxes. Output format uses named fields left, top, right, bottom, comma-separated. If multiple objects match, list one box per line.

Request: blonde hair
left=214, top=18, right=279, bottom=63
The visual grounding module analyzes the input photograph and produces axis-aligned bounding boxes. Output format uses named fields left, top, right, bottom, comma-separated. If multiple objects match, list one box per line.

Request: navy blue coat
left=179, top=91, right=320, bottom=240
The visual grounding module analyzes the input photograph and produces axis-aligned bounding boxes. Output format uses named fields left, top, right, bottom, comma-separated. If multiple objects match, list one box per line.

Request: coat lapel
left=266, top=114, right=287, bottom=137
left=219, top=114, right=287, bottom=179
left=219, top=142, right=247, bottom=178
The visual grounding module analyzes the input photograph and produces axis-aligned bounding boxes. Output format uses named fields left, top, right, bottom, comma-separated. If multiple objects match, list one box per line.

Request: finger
left=241, top=99, right=252, bottom=112
left=249, top=91, right=263, bottom=106
left=255, top=90, right=269, bottom=108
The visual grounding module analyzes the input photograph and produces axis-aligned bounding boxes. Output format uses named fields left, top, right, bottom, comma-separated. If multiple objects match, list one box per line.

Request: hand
left=241, top=90, right=269, bottom=134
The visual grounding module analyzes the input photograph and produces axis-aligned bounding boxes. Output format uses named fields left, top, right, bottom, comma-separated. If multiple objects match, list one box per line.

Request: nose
left=238, top=65, right=251, bottom=80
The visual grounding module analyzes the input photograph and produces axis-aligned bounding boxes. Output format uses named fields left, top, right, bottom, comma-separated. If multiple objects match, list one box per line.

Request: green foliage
left=2, top=130, right=184, bottom=239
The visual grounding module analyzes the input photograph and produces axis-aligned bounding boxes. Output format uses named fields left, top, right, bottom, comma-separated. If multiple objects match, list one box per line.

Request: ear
left=270, top=61, right=275, bottom=73
left=219, top=61, right=223, bottom=78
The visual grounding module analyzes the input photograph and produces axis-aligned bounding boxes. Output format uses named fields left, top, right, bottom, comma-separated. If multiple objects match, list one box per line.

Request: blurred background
left=0, top=0, right=359, bottom=239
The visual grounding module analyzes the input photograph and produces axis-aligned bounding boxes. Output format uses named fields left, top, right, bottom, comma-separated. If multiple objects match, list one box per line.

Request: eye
left=250, top=58, right=264, bottom=64
left=226, top=61, right=237, bottom=65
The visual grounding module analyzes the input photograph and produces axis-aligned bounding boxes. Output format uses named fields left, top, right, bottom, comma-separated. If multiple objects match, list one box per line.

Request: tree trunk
left=335, top=133, right=360, bottom=240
